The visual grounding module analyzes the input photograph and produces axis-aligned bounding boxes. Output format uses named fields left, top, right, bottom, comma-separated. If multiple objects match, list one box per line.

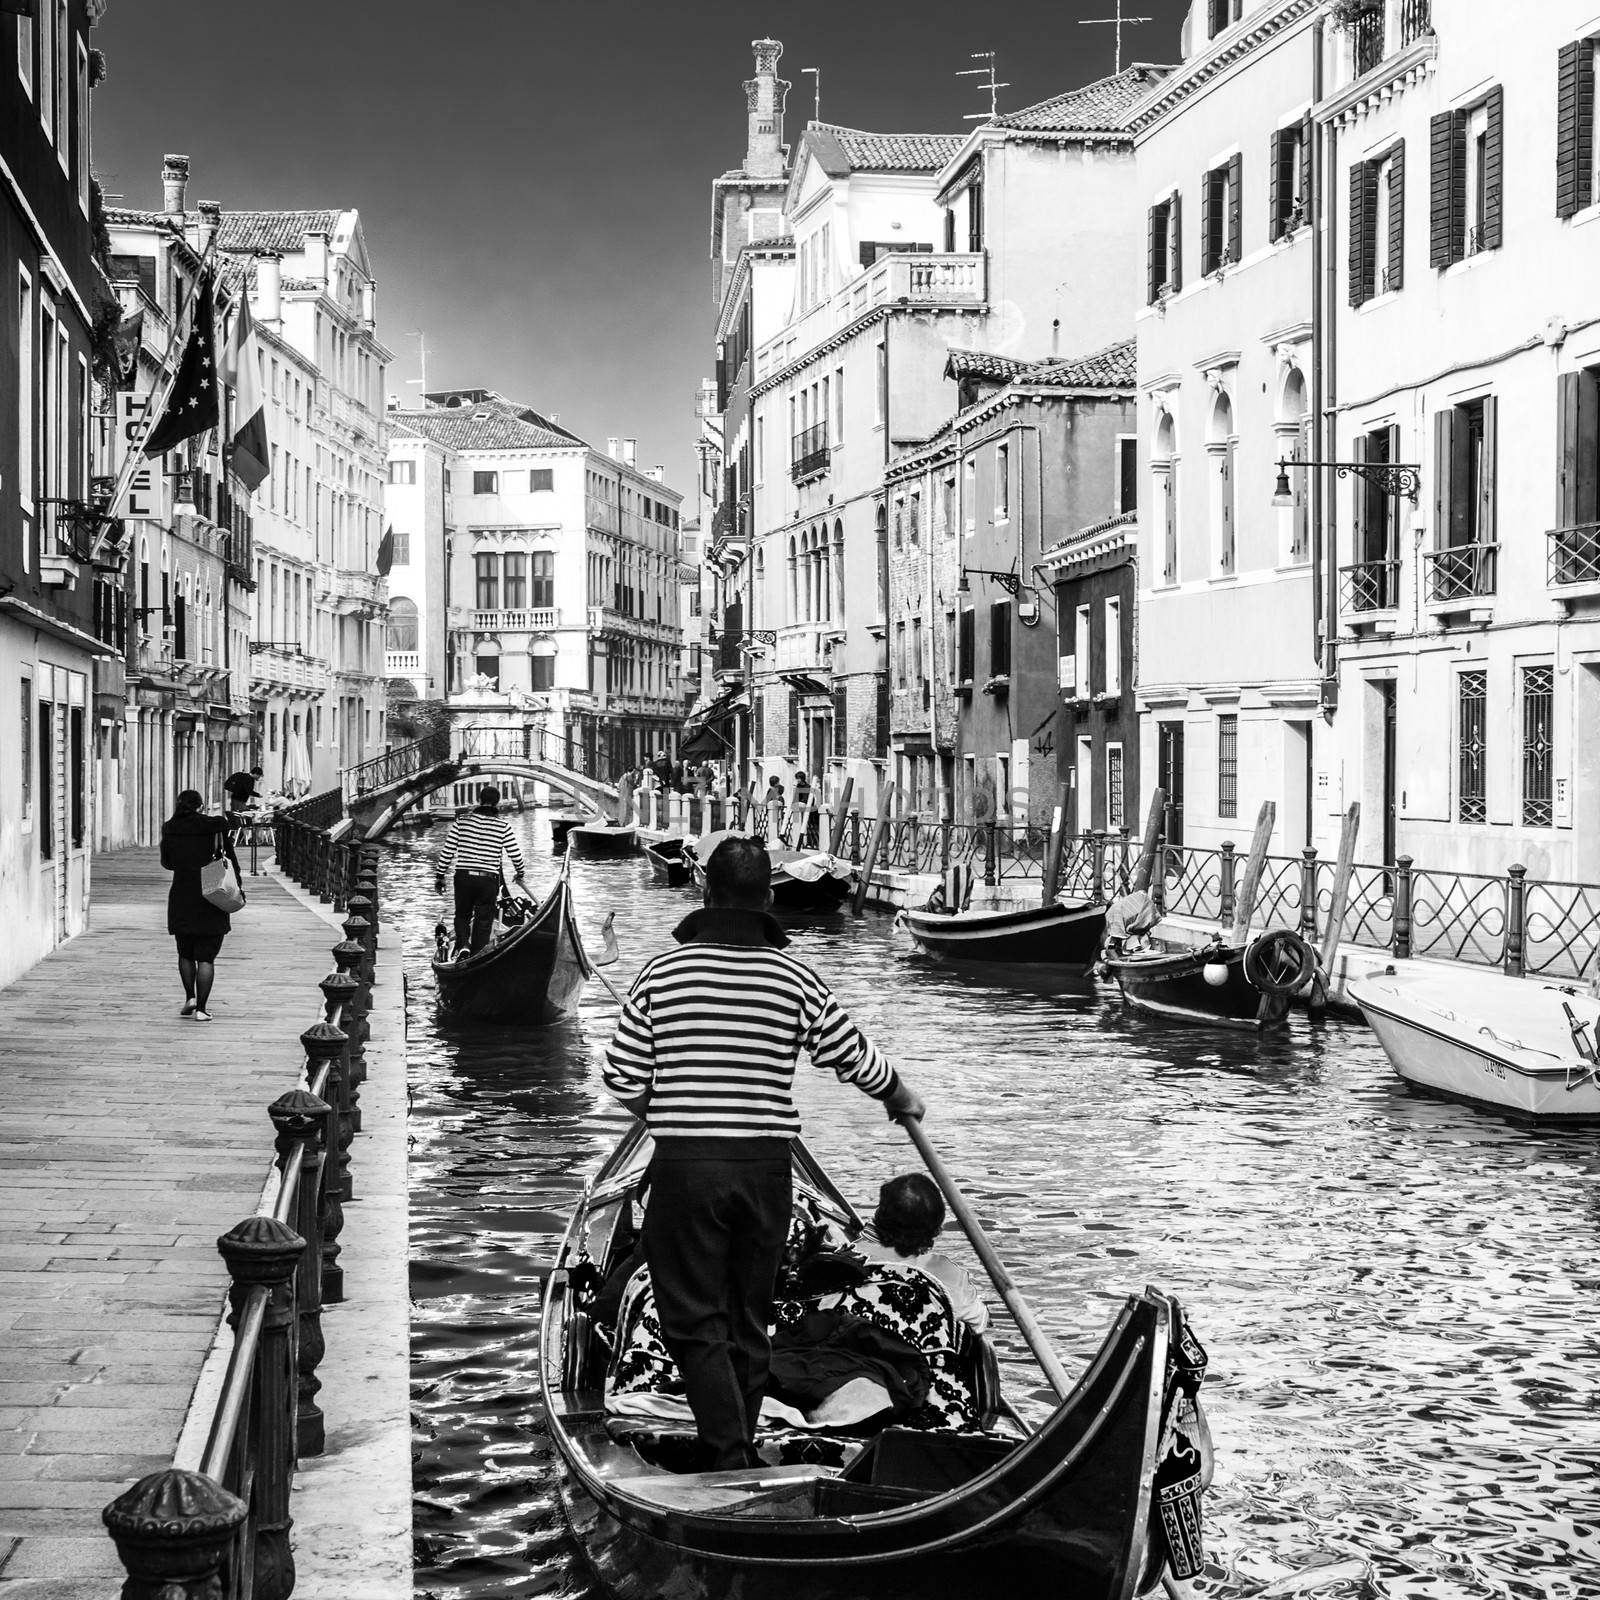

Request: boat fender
left=1202, top=961, right=1230, bottom=987
left=1243, top=929, right=1316, bottom=996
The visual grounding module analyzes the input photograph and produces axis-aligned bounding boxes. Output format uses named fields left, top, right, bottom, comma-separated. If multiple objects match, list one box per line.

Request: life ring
left=1243, top=929, right=1315, bottom=995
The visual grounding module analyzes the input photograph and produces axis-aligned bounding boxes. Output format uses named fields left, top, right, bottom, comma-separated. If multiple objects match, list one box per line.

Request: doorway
left=1380, top=680, right=1398, bottom=866
left=1157, top=721, right=1185, bottom=846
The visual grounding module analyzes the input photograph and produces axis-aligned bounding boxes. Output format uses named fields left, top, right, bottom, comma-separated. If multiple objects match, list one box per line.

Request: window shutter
left=1482, top=87, right=1505, bottom=250
left=1350, top=431, right=1368, bottom=558
left=1227, top=153, right=1243, bottom=262
left=1386, top=142, right=1405, bottom=291
left=1348, top=160, right=1371, bottom=307
left=1557, top=370, right=1581, bottom=526
left=1434, top=407, right=1456, bottom=550
left=1480, top=395, right=1498, bottom=546
left=1148, top=206, right=1162, bottom=302
left=833, top=683, right=848, bottom=757
left=958, top=608, right=974, bottom=681
left=1430, top=111, right=1458, bottom=267
left=1558, top=41, right=1585, bottom=217
left=1299, top=114, right=1314, bottom=225
left=1385, top=426, right=1402, bottom=560
left=753, top=694, right=765, bottom=757
left=1170, top=191, right=1182, bottom=290
left=1201, top=170, right=1216, bottom=274
left=1268, top=130, right=1285, bottom=242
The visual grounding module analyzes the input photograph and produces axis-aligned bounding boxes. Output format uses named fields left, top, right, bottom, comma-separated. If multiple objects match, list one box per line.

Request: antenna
left=404, top=329, right=430, bottom=400
left=1079, top=0, right=1153, bottom=75
left=801, top=66, right=820, bottom=124
left=957, top=51, right=1009, bottom=122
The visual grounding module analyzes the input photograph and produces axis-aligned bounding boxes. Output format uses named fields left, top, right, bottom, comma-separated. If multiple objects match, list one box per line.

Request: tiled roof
left=809, top=123, right=965, bottom=174
left=992, top=64, right=1174, bottom=134
left=216, top=210, right=345, bottom=255
left=743, top=234, right=794, bottom=255
left=386, top=398, right=588, bottom=454
left=944, top=349, right=1032, bottom=383
left=1028, top=338, right=1137, bottom=389
left=104, top=206, right=182, bottom=231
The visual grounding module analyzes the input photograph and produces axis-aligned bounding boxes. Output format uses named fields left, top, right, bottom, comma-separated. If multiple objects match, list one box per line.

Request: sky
left=93, top=0, right=1190, bottom=499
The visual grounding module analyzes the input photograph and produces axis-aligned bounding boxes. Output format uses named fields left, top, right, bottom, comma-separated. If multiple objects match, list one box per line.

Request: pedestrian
left=222, top=764, right=264, bottom=814
left=651, top=749, right=673, bottom=789
left=765, top=774, right=785, bottom=811
left=160, top=789, right=244, bottom=1022
left=602, top=834, right=925, bottom=1471
left=792, top=770, right=815, bottom=845
left=434, top=784, right=528, bottom=956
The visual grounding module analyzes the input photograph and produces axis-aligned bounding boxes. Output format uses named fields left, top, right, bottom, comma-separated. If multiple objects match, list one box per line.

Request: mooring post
left=983, top=822, right=997, bottom=887
left=269, top=1089, right=331, bottom=1458
left=1299, top=846, right=1320, bottom=942
left=1392, top=855, right=1414, bottom=960
left=1503, top=863, right=1528, bottom=977
left=1218, top=841, right=1237, bottom=924
left=102, top=1468, right=248, bottom=1600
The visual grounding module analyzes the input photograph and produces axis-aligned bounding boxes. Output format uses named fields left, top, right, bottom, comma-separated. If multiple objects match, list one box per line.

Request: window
left=909, top=490, right=921, bottom=547
left=962, top=457, right=976, bottom=536
left=995, top=443, right=1009, bottom=520
left=1431, top=90, right=1502, bottom=266
left=386, top=597, right=418, bottom=652
left=1269, top=118, right=1312, bottom=239
left=531, top=653, right=555, bottom=691
left=942, top=475, right=956, bottom=537
left=1217, top=713, right=1239, bottom=818
left=19, top=674, right=31, bottom=826
left=388, top=459, right=415, bottom=484
left=391, top=528, right=411, bottom=565
left=74, top=38, right=87, bottom=210
left=1104, top=598, right=1122, bottom=696
left=912, top=616, right=924, bottom=693
left=1457, top=669, right=1487, bottom=822
left=474, top=643, right=501, bottom=688
left=1556, top=38, right=1598, bottom=218
left=37, top=700, right=51, bottom=859
left=1147, top=192, right=1182, bottom=302
left=502, top=552, right=527, bottom=610
left=966, top=180, right=984, bottom=252
left=53, top=0, right=66, bottom=159
left=1107, top=744, right=1125, bottom=830
left=1351, top=144, right=1405, bottom=304
left=1201, top=155, right=1242, bottom=275
left=18, top=265, right=31, bottom=513
left=474, top=553, right=499, bottom=611
left=37, top=0, right=50, bottom=138
left=893, top=498, right=903, bottom=550
left=1207, top=0, right=1242, bottom=38
left=895, top=619, right=907, bottom=688
left=531, top=551, right=554, bottom=608
left=1116, top=437, right=1137, bottom=514
left=1521, top=665, right=1554, bottom=825
left=17, top=3, right=30, bottom=96
left=1352, top=424, right=1401, bottom=605
left=957, top=607, right=975, bottom=682
left=472, top=470, right=498, bottom=495
left=989, top=601, right=1011, bottom=679
left=1434, top=396, right=1497, bottom=551
left=1074, top=605, right=1090, bottom=697
left=834, top=367, right=844, bottom=443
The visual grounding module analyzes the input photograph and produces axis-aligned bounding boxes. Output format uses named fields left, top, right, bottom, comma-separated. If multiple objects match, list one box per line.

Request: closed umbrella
left=282, top=725, right=313, bottom=798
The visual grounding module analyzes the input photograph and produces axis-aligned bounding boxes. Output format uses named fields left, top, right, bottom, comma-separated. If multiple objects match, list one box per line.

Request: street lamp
left=957, top=566, right=1041, bottom=626
left=1272, top=457, right=1422, bottom=508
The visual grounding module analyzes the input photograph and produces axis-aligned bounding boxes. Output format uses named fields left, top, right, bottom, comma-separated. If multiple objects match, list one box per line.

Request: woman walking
left=160, top=790, right=243, bottom=1021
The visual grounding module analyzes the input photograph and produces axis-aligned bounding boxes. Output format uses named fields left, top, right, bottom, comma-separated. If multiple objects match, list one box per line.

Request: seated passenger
left=853, top=1174, right=990, bottom=1335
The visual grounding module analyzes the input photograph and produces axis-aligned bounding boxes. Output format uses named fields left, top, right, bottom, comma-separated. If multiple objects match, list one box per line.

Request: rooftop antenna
left=1079, top=0, right=1152, bottom=75
left=801, top=66, right=820, bottom=124
left=958, top=51, right=1009, bottom=122
left=403, top=329, right=430, bottom=401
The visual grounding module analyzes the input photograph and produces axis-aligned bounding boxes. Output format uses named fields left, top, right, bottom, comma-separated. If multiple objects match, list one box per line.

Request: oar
left=1129, top=787, right=1167, bottom=893
left=1311, top=803, right=1360, bottom=1009
left=1228, top=800, right=1277, bottom=946
left=894, top=1112, right=1073, bottom=1402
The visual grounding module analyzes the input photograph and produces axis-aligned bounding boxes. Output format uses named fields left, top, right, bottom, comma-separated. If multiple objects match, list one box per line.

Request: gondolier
left=602, top=833, right=925, bottom=1471
left=434, top=785, right=527, bottom=956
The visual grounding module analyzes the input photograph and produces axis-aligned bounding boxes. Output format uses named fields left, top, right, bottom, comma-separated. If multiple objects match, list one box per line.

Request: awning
left=779, top=672, right=831, bottom=698
left=682, top=724, right=732, bottom=760
left=683, top=686, right=748, bottom=734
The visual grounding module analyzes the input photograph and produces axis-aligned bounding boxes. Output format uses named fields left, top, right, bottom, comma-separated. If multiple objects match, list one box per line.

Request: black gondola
left=430, top=865, right=593, bottom=1023
left=540, top=1125, right=1211, bottom=1600
left=643, top=835, right=694, bottom=888
left=688, top=830, right=854, bottom=912
left=1100, top=928, right=1313, bottom=1029
left=900, top=897, right=1107, bottom=967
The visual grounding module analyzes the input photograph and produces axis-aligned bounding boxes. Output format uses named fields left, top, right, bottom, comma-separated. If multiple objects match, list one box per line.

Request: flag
left=375, top=526, right=395, bottom=577
left=220, top=290, right=269, bottom=492
left=142, top=272, right=219, bottom=457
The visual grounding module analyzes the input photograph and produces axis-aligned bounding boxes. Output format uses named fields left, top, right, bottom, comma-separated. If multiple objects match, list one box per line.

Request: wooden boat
left=688, top=829, right=854, bottom=912
left=541, top=1123, right=1210, bottom=1600
left=567, top=819, right=640, bottom=860
left=549, top=813, right=593, bottom=854
left=643, top=835, right=693, bottom=888
left=430, top=866, right=593, bottom=1023
left=1101, top=937, right=1289, bottom=1029
left=900, top=897, right=1107, bottom=966
left=1349, top=967, right=1600, bottom=1120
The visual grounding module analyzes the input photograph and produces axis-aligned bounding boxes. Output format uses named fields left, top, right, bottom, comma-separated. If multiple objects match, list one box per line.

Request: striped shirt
left=438, top=808, right=526, bottom=878
left=602, top=908, right=898, bottom=1142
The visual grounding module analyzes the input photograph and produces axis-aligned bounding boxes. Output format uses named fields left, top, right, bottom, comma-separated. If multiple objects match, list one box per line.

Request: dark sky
left=93, top=0, right=1189, bottom=498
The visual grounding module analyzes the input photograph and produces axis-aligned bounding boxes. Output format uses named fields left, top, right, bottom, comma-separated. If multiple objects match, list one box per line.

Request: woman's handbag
left=201, top=836, right=246, bottom=913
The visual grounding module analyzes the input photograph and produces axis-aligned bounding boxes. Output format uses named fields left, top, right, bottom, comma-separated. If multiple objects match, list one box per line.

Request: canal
left=395, top=811, right=1600, bottom=1600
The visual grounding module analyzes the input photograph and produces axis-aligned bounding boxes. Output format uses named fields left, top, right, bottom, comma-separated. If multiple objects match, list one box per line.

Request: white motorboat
left=1348, top=966, right=1600, bottom=1120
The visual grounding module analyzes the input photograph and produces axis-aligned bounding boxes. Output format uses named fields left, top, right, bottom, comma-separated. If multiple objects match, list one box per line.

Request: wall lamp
left=958, top=566, right=1041, bottom=627
left=131, top=605, right=172, bottom=624
left=248, top=641, right=307, bottom=656
left=1273, top=457, right=1421, bottom=507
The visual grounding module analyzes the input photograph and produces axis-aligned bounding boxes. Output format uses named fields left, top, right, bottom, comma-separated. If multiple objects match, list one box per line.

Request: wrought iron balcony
left=1547, top=522, right=1600, bottom=587
left=1340, top=557, right=1401, bottom=614
left=791, top=423, right=829, bottom=484
left=1423, top=541, right=1498, bottom=605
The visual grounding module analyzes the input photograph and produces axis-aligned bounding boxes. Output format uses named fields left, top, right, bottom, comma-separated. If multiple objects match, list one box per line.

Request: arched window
left=474, top=637, right=501, bottom=687
left=386, top=596, right=419, bottom=652
left=788, top=536, right=799, bottom=620
left=1207, top=390, right=1237, bottom=575
left=833, top=519, right=845, bottom=618
left=1153, top=408, right=1178, bottom=585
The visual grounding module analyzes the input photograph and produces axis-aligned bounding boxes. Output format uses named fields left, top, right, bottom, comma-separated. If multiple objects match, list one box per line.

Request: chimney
left=161, top=153, right=189, bottom=215
left=648, top=465, right=665, bottom=482
left=623, top=439, right=637, bottom=467
left=744, top=40, right=789, bottom=179
left=256, top=252, right=282, bottom=325
left=606, top=437, right=619, bottom=459
left=387, top=394, right=399, bottom=411
left=303, top=229, right=329, bottom=283
left=195, top=200, right=220, bottom=255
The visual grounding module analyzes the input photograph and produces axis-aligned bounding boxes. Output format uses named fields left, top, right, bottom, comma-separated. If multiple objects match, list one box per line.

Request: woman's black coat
left=160, top=812, right=242, bottom=938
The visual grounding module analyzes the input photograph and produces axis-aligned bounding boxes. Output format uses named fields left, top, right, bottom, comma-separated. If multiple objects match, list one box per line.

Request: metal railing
left=1350, top=5, right=1385, bottom=74
left=455, top=722, right=622, bottom=787
left=1547, top=522, right=1600, bottom=587
left=343, top=727, right=452, bottom=799
left=1341, top=556, right=1401, bottom=614
left=1423, top=541, right=1497, bottom=604
left=1399, top=0, right=1432, bottom=47
left=791, top=423, right=829, bottom=483
left=102, top=842, right=381, bottom=1598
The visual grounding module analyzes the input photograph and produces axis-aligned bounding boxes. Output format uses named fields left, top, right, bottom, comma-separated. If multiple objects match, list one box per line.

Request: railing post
left=849, top=808, right=862, bottom=867
left=1504, top=862, right=1527, bottom=977
left=1089, top=830, right=1108, bottom=906
left=103, top=1469, right=248, bottom=1600
left=217, top=1216, right=304, bottom=1600
left=302, top=1022, right=353, bottom=1210
left=1392, top=855, right=1414, bottom=959
left=1299, top=846, right=1320, bottom=942
left=1218, top=841, right=1237, bottom=924
left=269, top=1088, right=331, bottom=1458
left=1152, top=832, right=1168, bottom=914
left=940, top=818, right=952, bottom=871
left=983, top=821, right=997, bottom=887
left=1117, top=826, right=1132, bottom=895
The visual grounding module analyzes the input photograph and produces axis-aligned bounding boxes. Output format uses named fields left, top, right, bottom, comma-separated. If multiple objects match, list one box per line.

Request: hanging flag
left=141, top=272, right=219, bottom=457
left=375, top=526, right=395, bottom=576
left=219, top=288, right=270, bottom=492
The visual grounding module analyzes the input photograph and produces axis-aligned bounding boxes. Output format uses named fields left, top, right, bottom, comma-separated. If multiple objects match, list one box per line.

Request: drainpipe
left=1318, top=20, right=1341, bottom=707
left=1310, top=19, right=1325, bottom=679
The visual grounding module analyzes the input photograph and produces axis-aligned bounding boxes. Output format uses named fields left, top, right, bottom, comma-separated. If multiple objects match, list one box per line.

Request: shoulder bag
left=200, top=829, right=246, bottom=914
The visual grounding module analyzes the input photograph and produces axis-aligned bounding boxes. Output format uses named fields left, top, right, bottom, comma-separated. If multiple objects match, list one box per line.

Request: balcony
left=385, top=650, right=422, bottom=677
left=250, top=646, right=330, bottom=696
left=1321, top=0, right=1435, bottom=122
left=471, top=607, right=559, bottom=633
left=791, top=423, right=830, bottom=484
left=331, top=569, right=386, bottom=616
left=1547, top=523, right=1600, bottom=609
left=1340, top=557, right=1401, bottom=626
left=1422, top=542, right=1498, bottom=614
left=858, top=251, right=986, bottom=313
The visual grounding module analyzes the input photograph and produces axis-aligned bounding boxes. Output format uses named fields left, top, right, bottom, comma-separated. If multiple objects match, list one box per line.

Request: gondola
left=688, top=829, right=855, bottom=913
left=550, top=813, right=595, bottom=855
left=540, top=1123, right=1211, bottom=1600
left=1099, top=926, right=1315, bottom=1029
left=643, top=835, right=694, bottom=888
left=430, top=864, right=593, bottom=1023
left=567, top=819, right=640, bottom=860
left=900, top=897, right=1107, bottom=966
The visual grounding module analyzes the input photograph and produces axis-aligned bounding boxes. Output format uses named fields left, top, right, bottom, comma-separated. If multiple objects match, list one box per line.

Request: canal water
left=395, top=811, right=1600, bottom=1600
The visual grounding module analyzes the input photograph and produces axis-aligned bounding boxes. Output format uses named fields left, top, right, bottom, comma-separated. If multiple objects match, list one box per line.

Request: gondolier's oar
left=894, top=1113, right=1073, bottom=1402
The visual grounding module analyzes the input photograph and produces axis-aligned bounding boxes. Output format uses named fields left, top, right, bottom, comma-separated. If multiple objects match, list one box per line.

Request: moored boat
left=540, top=1123, right=1213, bottom=1600
left=687, top=829, right=854, bottom=912
left=643, top=835, right=693, bottom=888
left=549, top=813, right=593, bottom=854
left=900, top=896, right=1107, bottom=967
left=430, top=867, right=593, bottom=1023
left=1101, top=936, right=1284, bottom=1028
left=567, top=819, right=640, bottom=860
left=1349, top=967, right=1600, bottom=1120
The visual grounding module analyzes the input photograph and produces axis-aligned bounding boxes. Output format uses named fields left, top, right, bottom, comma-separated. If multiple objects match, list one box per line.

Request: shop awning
left=683, top=686, right=748, bottom=734
left=682, top=724, right=732, bottom=760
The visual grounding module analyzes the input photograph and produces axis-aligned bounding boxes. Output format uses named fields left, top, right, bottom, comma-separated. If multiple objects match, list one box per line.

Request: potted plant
left=1328, top=0, right=1381, bottom=27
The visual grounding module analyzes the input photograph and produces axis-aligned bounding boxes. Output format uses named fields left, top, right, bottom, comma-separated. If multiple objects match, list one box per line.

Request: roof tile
left=216, top=210, right=345, bottom=255
left=992, top=63, right=1174, bottom=134
left=810, top=123, right=966, bottom=173
left=386, top=397, right=588, bottom=454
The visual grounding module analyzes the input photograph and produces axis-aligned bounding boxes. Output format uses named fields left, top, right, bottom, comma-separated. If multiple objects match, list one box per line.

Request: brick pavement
left=0, top=848, right=350, bottom=1593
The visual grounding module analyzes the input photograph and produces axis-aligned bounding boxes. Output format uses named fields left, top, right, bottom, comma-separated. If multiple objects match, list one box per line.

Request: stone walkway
left=0, top=848, right=409, bottom=1596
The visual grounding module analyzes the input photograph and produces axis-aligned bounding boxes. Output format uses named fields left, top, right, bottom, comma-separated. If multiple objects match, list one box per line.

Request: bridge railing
left=454, top=723, right=621, bottom=788
left=343, top=727, right=452, bottom=800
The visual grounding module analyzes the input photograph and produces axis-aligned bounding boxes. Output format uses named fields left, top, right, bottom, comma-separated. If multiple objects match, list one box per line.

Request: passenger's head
left=703, top=834, right=772, bottom=911
left=873, top=1173, right=946, bottom=1257
left=249, top=765, right=263, bottom=778
left=478, top=785, right=501, bottom=808
left=174, top=790, right=204, bottom=815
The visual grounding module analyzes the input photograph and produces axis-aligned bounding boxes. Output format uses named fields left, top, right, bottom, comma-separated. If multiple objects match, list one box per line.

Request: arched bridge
left=343, top=723, right=624, bottom=841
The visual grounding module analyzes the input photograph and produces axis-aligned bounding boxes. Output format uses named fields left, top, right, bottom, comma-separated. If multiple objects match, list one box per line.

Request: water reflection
left=398, top=811, right=1600, bottom=1599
